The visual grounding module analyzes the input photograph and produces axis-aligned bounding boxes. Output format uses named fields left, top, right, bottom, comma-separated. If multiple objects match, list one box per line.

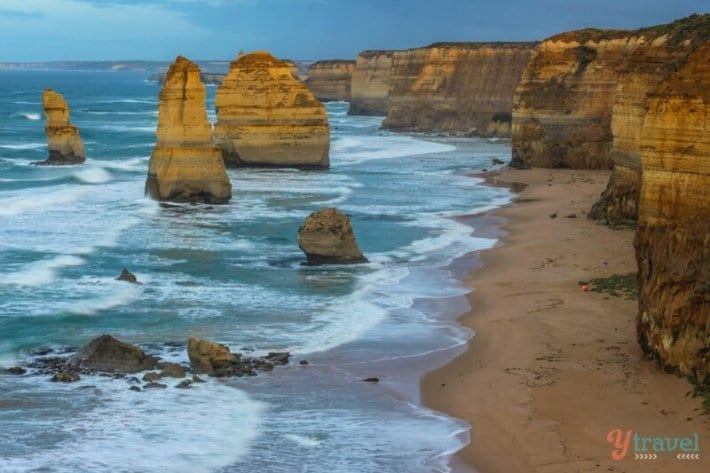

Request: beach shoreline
left=425, top=167, right=708, bottom=473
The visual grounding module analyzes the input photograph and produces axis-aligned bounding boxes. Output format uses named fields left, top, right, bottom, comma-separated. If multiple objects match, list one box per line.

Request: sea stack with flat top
left=298, top=208, right=367, bottom=265
left=35, top=89, right=85, bottom=165
left=145, top=55, right=231, bottom=204
left=214, top=51, right=330, bottom=168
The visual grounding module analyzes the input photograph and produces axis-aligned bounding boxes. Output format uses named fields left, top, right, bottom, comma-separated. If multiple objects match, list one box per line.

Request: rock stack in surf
left=35, top=89, right=85, bottom=165
left=145, top=55, right=232, bottom=204
left=214, top=51, right=331, bottom=168
left=298, top=208, right=367, bottom=264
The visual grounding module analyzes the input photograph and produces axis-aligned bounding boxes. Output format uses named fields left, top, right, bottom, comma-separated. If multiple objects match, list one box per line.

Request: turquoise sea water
left=0, top=70, right=513, bottom=472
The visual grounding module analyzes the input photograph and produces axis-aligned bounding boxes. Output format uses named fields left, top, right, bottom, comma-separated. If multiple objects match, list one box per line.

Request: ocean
left=0, top=70, right=513, bottom=472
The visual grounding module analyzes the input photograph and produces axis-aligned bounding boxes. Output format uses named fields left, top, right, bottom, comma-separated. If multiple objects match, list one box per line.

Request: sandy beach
left=424, top=168, right=708, bottom=472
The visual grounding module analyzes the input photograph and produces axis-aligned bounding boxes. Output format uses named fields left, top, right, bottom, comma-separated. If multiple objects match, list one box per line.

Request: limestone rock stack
left=382, top=43, right=536, bottom=136
left=37, top=89, right=85, bottom=165
left=214, top=51, right=330, bottom=168
left=298, top=208, right=367, bottom=265
left=348, top=51, right=395, bottom=116
left=304, top=60, right=355, bottom=102
left=634, top=41, right=709, bottom=385
left=145, top=56, right=231, bottom=204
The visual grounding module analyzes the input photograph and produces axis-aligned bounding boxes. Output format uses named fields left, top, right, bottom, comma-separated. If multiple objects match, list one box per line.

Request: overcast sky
left=0, top=0, right=706, bottom=61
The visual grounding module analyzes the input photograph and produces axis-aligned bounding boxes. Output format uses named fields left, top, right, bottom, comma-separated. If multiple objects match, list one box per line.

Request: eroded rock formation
left=145, top=56, right=232, bottom=203
left=298, top=208, right=367, bottom=264
left=634, top=41, right=709, bottom=385
left=214, top=51, right=330, bottom=168
left=36, top=89, right=85, bottom=165
left=348, top=50, right=395, bottom=116
left=382, top=43, right=536, bottom=136
left=70, top=335, right=159, bottom=374
left=304, top=60, right=355, bottom=102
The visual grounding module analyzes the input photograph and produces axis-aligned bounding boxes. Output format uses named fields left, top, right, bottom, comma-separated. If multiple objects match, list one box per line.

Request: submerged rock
left=70, top=335, right=159, bottom=374
left=117, top=268, right=138, bottom=284
left=145, top=55, right=232, bottom=204
left=51, top=371, right=80, bottom=383
left=34, top=89, right=85, bottom=165
left=214, top=51, right=330, bottom=168
left=298, top=208, right=367, bottom=264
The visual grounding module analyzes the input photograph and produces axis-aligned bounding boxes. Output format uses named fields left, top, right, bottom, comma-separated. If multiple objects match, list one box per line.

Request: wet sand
left=424, top=168, right=708, bottom=472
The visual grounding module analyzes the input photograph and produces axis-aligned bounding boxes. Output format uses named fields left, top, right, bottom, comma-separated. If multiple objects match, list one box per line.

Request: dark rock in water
left=492, top=158, right=505, bottom=165
left=175, top=380, right=193, bottom=389
left=142, top=372, right=162, bottom=382
left=117, top=268, right=139, bottom=284
left=299, top=360, right=309, bottom=365
left=5, top=367, right=27, bottom=375
left=52, top=371, right=80, bottom=383
left=187, top=337, right=238, bottom=375
left=192, top=374, right=206, bottom=383
left=265, top=352, right=290, bottom=365
left=129, top=386, right=142, bottom=392
left=70, top=335, right=159, bottom=374
left=158, top=362, right=186, bottom=378
left=298, top=208, right=368, bottom=265
left=144, top=381, right=167, bottom=389
left=362, top=377, right=380, bottom=383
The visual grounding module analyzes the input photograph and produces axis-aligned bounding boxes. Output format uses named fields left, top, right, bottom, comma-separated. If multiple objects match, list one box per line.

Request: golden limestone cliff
left=634, top=42, right=709, bottom=385
left=304, top=60, right=355, bottom=102
left=214, top=51, right=330, bottom=168
left=512, top=14, right=709, bottom=170
left=36, top=89, right=85, bottom=165
left=348, top=51, right=395, bottom=116
left=145, top=56, right=231, bottom=203
left=590, top=15, right=709, bottom=224
left=381, top=43, right=536, bottom=136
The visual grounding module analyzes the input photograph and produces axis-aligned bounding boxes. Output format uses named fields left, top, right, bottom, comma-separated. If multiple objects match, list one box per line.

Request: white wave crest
left=0, top=255, right=85, bottom=287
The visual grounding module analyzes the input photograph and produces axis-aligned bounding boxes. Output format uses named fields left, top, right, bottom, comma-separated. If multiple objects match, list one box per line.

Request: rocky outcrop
left=511, top=15, right=708, bottom=170
left=304, top=60, right=355, bottom=102
left=298, top=208, right=367, bottom=264
left=214, top=51, right=330, bottom=168
left=35, top=89, right=85, bottom=165
left=70, top=335, right=159, bottom=374
left=382, top=43, right=536, bottom=136
left=187, top=337, right=238, bottom=375
left=145, top=56, right=232, bottom=204
left=348, top=51, right=395, bottom=116
left=634, top=40, right=709, bottom=385
left=589, top=15, right=708, bottom=224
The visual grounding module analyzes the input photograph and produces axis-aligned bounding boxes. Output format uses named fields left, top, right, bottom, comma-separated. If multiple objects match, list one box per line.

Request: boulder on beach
left=34, top=89, right=85, bottom=165
left=298, top=208, right=368, bottom=264
left=145, top=55, right=232, bottom=204
left=187, top=337, right=238, bottom=375
left=70, top=334, right=159, bottom=374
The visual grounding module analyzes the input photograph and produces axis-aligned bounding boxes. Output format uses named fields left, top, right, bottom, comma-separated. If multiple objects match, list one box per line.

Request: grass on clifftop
left=687, top=385, right=710, bottom=417
left=579, top=273, right=638, bottom=300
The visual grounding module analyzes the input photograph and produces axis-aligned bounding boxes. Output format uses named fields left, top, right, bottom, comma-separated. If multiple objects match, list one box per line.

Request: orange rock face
left=145, top=56, right=231, bottom=203
left=382, top=43, right=536, bottom=136
left=304, top=60, right=355, bottom=102
left=214, top=51, right=330, bottom=168
left=37, top=89, right=85, bottom=165
left=634, top=41, right=709, bottom=384
left=348, top=50, right=395, bottom=116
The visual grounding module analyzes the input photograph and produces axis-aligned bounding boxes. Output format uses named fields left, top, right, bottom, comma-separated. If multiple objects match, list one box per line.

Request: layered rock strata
left=36, top=89, right=85, bottom=165
left=298, top=208, right=367, bottom=264
left=382, top=43, right=536, bottom=136
left=634, top=41, right=709, bottom=385
left=304, top=60, right=355, bottom=102
left=348, top=50, right=395, bottom=116
left=145, top=56, right=231, bottom=203
left=214, top=51, right=330, bottom=168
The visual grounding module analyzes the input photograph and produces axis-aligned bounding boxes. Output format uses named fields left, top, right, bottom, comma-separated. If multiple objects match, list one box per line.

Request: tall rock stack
left=214, top=51, right=330, bottom=169
left=36, top=89, right=85, bottom=165
left=381, top=42, right=536, bottom=136
left=634, top=41, right=709, bottom=385
left=348, top=51, right=395, bottom=116
left=304, top=60, right=356, bottom=102
left=145, top=55, right=232, bottom=204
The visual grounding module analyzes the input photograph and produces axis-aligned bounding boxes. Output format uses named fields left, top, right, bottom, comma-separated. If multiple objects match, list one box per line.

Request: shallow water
left=0, top=70, right=513, bottom=472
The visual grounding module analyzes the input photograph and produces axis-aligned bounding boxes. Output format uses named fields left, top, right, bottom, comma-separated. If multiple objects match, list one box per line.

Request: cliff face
left=214, top=51, right=330, bottom=168
left=348, top=51, right=394, bottom=116
left=145, top=56, right=231, bottom=204
left=37, top=89, right=85, bottom=165
left=634, top=41, right=709, bottom=384
left=590, top=15, right=709, bottom=223
left=304, top=60, right=355, bottom=102
left=381, top=43, right=536, bottom=136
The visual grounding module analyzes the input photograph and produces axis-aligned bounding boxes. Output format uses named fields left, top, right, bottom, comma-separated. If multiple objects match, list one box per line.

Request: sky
left=0, top=0, right=706, bottom=62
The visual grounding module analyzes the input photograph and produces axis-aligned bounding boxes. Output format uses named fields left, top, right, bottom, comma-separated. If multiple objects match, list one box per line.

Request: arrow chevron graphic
left=633, top=453, right=658, bottom=460
left=676, top=453, right=701, bottom=460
